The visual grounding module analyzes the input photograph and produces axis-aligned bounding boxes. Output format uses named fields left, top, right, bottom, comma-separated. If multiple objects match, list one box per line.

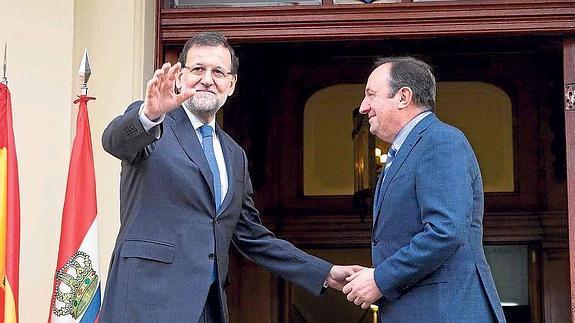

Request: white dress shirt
left=138, top=104, right=229, bottom=205
left=388, top=111, right=432, bottom=164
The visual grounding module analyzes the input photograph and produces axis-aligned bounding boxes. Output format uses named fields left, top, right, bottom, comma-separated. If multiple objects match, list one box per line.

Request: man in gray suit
left=342, top=57, right=507, bottom=322
left=99, top=32, right=361, bottom=323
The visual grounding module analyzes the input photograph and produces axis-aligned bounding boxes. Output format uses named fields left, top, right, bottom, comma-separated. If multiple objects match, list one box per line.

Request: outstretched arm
left=232, top=151, right=364, bottom=296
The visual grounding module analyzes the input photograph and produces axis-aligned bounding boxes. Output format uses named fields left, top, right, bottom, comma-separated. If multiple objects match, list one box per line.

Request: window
left=303, top=81, right=514, bottom=196
left=333, top=0, right=400, bottom=4
left=484, top=245, right=531, bottom=322
left=166, top=0, right=321, bottom=8
left=303, top=84, right=363, bottom=196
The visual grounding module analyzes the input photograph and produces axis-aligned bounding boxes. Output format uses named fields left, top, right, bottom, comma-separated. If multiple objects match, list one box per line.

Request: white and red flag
left=49, top=94, right=101, bottom=323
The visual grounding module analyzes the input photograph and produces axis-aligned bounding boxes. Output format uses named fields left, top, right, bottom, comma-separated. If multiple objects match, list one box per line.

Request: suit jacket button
left=372, top=239, right=378, bottom=246
left=208, top=253, right=215, bottom=260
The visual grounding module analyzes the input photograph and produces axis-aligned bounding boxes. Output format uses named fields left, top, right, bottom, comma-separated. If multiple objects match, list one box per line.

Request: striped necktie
left=383, top=146, right=398, bottom=180
left=374, top=146, right=398, bottom=217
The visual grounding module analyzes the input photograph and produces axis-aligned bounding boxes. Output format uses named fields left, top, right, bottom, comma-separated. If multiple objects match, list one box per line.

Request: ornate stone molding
left=566, top=83, right=575, bottom=111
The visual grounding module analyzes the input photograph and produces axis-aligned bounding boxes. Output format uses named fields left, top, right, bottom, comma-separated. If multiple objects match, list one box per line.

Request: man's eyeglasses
left=181, top=65, right=233, bottom=80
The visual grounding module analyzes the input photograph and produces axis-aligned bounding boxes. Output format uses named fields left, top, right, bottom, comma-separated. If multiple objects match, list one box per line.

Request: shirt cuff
left=138, top=103, right=164, bottom=138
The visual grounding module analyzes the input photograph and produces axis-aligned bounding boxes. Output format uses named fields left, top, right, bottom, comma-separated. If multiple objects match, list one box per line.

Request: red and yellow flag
left=0, top=83, right=20, bottom=323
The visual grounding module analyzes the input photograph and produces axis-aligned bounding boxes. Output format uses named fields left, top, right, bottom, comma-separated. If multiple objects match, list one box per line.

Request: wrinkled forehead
left=185, top=45, right=232, bottom=68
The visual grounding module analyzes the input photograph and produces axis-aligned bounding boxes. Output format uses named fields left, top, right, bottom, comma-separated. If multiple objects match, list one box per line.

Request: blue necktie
left=200, top=125, right=221, bottom=283
left=199, top=125, right=222, bottom=211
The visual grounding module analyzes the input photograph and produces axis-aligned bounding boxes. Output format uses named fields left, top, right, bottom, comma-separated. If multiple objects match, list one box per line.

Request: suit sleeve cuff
left=374, top=265, right=400, bottom=301
left=138, top=103, right=165, bottom=138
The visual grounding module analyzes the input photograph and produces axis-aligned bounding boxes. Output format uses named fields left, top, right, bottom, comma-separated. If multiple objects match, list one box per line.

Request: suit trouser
left=198, top=283, right=223, bottom=323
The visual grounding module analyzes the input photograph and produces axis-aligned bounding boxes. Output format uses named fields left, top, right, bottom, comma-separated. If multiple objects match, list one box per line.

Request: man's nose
left=359, top=97, right=369, bottom=114
left=200, top=70, right=214, bottom=86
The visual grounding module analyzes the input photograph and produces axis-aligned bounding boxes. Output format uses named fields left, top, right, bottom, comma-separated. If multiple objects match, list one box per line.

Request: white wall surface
left=0, top=0, right=155, bottom=321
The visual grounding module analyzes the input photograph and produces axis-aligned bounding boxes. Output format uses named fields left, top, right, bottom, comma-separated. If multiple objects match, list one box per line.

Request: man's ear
left=228, top=74, right=238, bottom=97
left=397, top=87, right=413, bottom=110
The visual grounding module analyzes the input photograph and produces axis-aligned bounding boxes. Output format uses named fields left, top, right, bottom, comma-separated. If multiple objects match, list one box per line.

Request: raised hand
left=143, top=62, right=196, bottom=121
left=326, top=265, right=365, bottom=291
left=342, top=268, right=383, bottom=309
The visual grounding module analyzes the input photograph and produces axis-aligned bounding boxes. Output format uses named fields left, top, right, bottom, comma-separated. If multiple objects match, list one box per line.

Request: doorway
left=221, top=35, right=567, bottom=322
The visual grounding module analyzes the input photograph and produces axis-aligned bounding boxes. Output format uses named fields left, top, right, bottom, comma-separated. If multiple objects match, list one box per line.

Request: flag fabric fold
left=49, top=95, right=101, bottom=323
left=0, top=83, right=21, bottom=323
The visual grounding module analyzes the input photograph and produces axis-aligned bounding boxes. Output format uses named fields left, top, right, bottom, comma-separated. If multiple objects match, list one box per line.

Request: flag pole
left=1, top=43, right=7, bottom=85
left=79, top=49, right=91, bottom=95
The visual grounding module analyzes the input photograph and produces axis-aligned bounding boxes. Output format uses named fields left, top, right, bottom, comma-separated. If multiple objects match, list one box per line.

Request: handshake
left=327, top=265, right=383, bottom=309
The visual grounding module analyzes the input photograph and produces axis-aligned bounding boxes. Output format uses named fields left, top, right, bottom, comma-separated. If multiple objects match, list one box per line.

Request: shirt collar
left=182, top=102, right=217, bottom=131
left=391, top=110, right=432, bottom=152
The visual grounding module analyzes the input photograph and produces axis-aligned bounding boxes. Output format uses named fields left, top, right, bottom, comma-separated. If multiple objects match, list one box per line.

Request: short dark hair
left=179, top=32, right=239, bottom=75
left=374, top=57, right=436, bottom=111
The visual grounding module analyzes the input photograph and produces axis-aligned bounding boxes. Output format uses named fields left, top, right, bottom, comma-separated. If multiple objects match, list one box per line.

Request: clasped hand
left=342, top=268, right=383, bottom=309
left=327, top=266, right=383, bottom=309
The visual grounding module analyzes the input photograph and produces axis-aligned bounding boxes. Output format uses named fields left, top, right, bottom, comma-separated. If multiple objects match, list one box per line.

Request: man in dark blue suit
left=343, top=57, right=507, bottom=322
left=99, top=32, right=362, bottom=323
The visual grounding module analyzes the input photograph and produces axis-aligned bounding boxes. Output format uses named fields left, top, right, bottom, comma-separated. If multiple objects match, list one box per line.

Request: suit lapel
left=372, top=114, right=439, bottom=226
left=169, top=107, right=216, bottom=205
left=216, top=125, right=234, bottom=217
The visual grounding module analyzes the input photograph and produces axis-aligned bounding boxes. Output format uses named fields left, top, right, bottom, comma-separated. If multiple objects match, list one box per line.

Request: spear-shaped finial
left=1, top=43, right=7, bottom=85
left=78, top=49, right=91, bottom=95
